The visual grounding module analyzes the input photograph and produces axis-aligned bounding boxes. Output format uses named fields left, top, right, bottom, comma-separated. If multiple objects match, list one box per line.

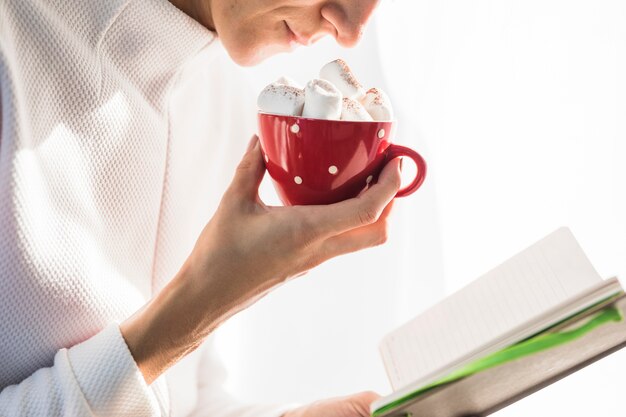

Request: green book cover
left=373, top=294, right=624, bottom=417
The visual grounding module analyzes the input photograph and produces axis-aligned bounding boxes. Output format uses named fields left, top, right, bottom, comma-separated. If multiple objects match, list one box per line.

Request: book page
left=380, top=227, right=601, bottom=391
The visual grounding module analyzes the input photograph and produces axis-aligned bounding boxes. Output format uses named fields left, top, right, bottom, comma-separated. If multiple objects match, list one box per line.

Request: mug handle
left=386, top=144, right=427, bottom=198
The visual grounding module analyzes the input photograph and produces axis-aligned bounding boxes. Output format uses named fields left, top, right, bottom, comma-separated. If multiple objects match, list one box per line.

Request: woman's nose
left=321, top=1, right=379, bottom=47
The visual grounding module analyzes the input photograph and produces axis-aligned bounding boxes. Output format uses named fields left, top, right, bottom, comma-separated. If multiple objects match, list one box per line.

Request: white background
left=213, top=1, right=626, bottom=415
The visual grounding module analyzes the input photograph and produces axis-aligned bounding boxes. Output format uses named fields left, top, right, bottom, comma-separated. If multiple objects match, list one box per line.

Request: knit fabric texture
left=0, top=0, right=297, bottom=416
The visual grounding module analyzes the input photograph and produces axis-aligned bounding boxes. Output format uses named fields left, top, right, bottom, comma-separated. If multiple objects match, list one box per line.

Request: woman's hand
left=284, top=391, right=381, bottom=417
left=121, top=135, right=402, bottom=384
left=187, top=134, right=402, bottom=313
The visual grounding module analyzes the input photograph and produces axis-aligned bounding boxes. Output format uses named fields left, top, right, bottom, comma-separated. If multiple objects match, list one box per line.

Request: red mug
left=258, top=113, right=427, bottom=206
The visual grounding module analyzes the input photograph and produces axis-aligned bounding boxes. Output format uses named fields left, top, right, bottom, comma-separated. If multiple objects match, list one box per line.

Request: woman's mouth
left=284, top=21, right=309, bottom=47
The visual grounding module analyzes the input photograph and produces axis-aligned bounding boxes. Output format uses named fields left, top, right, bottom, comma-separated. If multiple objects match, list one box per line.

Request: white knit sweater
left=0, top=0, right=294, bottom=416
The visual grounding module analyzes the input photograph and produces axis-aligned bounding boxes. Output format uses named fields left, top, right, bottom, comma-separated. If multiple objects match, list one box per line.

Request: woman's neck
left=168, top=0, right=215, bottom=32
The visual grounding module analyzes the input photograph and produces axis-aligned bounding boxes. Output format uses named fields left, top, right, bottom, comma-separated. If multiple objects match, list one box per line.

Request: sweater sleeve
left=0, top=324, right=168, bottom=417
left=188, top=338, right=299, bottom=417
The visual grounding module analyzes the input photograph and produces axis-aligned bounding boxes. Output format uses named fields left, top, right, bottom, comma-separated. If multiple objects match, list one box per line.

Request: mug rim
left=258, top=111, right=397, bottom=124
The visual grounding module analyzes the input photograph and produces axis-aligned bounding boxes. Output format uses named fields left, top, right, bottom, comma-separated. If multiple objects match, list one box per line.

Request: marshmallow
left=302, top=79, right=343, bottom=120
left=319, top=59, right=366, bottom=101
left=362, top=87, right=394, bottom=121
left=274, top=76, right=302, bottom=89
left=341, top=97, right=373, bottom=121
left=257, top=83, right=305, bottom=116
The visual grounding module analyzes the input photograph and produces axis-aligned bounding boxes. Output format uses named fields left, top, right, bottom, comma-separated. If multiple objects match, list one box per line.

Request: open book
left=372, top=228, right=626, bottom=417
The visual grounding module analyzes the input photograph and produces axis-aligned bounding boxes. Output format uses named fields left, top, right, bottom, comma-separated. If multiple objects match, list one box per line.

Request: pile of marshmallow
left=257, top=59, right=393, bottom=122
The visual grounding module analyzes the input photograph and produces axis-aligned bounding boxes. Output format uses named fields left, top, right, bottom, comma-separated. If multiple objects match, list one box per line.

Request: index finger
left=306, top=157, right=402, bottom=239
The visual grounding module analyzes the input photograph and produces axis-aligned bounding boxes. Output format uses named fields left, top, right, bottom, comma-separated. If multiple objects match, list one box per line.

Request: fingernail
left=399, top=158, right=404, bottom=172
left=247, top=135, right=259, bottom=152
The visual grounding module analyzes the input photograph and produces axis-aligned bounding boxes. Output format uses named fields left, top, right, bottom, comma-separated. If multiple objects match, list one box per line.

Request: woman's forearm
left=120, top=261, right=232, bottom=385
left=119, top=137, right=401, bottom=384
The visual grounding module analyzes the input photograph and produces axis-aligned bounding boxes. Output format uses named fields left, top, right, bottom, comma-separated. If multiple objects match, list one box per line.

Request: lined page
left=380, top=227, right=601, bottom=390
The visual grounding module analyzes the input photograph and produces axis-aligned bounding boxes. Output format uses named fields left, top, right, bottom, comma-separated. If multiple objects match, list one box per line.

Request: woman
left=0, top=0, right=402, bottom=415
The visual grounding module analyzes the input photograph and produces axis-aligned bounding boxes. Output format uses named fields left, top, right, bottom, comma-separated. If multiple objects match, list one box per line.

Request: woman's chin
left=226, top=42, right=295, bottom=67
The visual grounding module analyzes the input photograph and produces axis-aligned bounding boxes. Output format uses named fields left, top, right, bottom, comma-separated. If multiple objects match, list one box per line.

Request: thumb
left=347, top=391, right=381, bottom=416
left=229, top=135, right=266, bottom=200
